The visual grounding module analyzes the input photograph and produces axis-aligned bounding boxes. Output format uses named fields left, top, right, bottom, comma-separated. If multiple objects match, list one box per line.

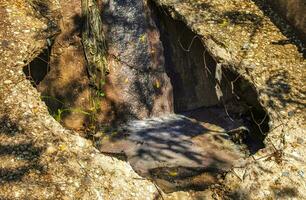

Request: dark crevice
left=23, top=47, right=51, bottom=86
left=140, top=2, right=271, bottom=192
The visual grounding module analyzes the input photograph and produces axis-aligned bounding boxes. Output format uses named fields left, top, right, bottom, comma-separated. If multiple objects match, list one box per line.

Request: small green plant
left=41, top=87, right=106, bottom=134
left=41, top=95, right=65, bottom=105
left=96, top=89, right=105, bottom=97
left=41, top=95, right=92, bottom=123
left=53, top=108, right=63, bottom=122
left=95, top=79, right=106, bottom=97
left=52, top=108, right=91, bottom=122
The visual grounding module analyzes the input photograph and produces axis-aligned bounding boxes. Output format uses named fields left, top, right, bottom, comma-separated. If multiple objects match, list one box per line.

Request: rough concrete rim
left=0, top=0, right=305, bottom=199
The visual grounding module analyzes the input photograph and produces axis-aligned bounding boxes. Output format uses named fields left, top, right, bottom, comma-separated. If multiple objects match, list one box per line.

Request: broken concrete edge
left=0, top=1, right=161, bottom=199
left=1, top=0, right=305, bottom=199
left=1, top=40, right=160, bottom=200
left=27, top=0, right=270, bottom=195
left=150, top=1, right=270, bottom=123
left=151, top=0, right=304, bottom=129
left=0, top=1, right=250, bottom=198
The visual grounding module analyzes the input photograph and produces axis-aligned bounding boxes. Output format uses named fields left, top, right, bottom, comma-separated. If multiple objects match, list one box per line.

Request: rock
left=100, top=0, right=173, bottom=121
left=98, top=114, right=246, bottom=192
left=150, top=0, right=306, bottom=199
left=37, top=0, right=92, bottom=131
left=37, top=0, right=174, bottom=127
left=4, top=80, right=12, bottom=84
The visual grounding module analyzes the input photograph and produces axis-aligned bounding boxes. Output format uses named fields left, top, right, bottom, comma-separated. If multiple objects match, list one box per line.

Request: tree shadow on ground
left=251, top=0, right=305, bottom=58
left=264, top=71, right=306, bottom=112
left=98, top=115, right=248, bottom=192
left=271, top=186, right=299, bottom=199
left=0, top=115, right=45, bottom=183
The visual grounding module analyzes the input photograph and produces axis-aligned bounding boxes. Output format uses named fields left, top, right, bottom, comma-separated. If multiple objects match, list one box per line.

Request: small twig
left=230, top=169, right=243, bottom=182
left=153, top=182, right=165, bottom=200
left=178, top=35, right=201, bottom=52
left=202, top=48, right=212, bottom=77
left=35, top=56, right=49, bottom=64
left=250, top=111, right=265, bottom=135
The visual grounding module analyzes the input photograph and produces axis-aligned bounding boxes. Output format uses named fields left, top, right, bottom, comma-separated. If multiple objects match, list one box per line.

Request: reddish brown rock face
left=100, top=0, right=174, bottom=122
left=37, top=0, right=174, bottom=129
left=37, top=0, right=92, bottom=130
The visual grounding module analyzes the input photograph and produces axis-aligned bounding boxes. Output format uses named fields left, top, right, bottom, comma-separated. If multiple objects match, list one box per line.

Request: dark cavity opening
left=151, top=2, right=269, bottom=155
left=23, top=47, right=51, bottom=86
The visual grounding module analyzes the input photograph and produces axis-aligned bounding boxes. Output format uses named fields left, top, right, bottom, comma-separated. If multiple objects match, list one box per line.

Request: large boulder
left=98, top=113, right=247, bottom=193
left=101, top=0, right=173, bottom=122
left=36, top=0, right=174, bottom=129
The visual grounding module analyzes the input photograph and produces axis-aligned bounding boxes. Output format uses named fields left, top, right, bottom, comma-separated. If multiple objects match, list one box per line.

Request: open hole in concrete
left=23, top=34, right=93, bottom=133
left=22, top=2, right=271, bottom=193
left=22, top=47, right=69, bottom=124
left=23, top=47, right=51, bottom=86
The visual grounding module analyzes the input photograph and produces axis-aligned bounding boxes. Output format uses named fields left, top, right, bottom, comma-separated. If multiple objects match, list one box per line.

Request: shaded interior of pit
left=152, top=2, right=269, bottom=153
left=96, top=3, right=270, bottom=193
left=23, top=48, right=51, bottom=86
left=23, top=2, right=270, bottom=193
left=97, top=3, right=270, bottom=193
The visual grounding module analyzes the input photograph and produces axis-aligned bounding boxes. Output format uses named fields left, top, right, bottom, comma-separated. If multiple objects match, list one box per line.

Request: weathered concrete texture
left=152, top=0, right=306, bottom=199
left=0, top=0, right=158, bottom=199
left=269, top=0, right=306, bottom=43
left=153, top=0, right=305, bottom=122
left=101, top=0, right=173, bottom=121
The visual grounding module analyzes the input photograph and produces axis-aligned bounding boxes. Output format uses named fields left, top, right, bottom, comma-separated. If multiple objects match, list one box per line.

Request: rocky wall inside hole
left=23, top=48, right=51, bottom=86
left=151, top=2, right=234, bottom=112
left=149, top=1, right=270, bottom=153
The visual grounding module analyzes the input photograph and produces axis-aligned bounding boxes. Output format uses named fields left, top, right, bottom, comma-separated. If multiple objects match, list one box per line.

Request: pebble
left=4, top=80, right=12, bottom=84
left=296, top=137, right=303, bottom=144
left=298, top=170, right=304, bottom=178
left=242, top=42, right=250, bottom=50
left=280, top=111, right=287, bottom=116
left=282, top=171, right=289, bottom=177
